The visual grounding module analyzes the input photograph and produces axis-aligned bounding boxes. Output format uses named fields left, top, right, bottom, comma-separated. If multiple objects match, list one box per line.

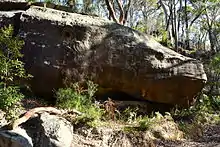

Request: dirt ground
left=155, top=124, right=220, bottom=147
left=20, top=98, right=220, bottom=147
left=1, top=98, right=220, bottom=147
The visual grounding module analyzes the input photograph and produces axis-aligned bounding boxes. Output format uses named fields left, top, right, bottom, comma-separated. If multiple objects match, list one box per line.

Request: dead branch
left=104, top=98, right=116, bottom=120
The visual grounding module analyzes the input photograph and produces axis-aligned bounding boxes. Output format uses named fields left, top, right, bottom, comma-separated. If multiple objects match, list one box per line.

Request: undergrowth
left=170, top=93, right=220, bottom=139
left=0, top=25, right=31, bottom=120
left=55, top=81, right=104, bottom=127
left=55, top=79, right=220, bottom=140
left=54, top=50, right=220, bottom=139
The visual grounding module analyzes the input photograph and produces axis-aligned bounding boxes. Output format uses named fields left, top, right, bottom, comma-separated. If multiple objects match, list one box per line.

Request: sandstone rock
left=0, top=1, right=76, bottom=12
left=0, top=127, right=33, bottom=147
left=40, top=113, right=73, bottom=147
left=0, top=6, right=207, bottom=107
left=23, top=112, right=73, bottom=147
left=0, top=110, right=7, bottom=128
left=0, top=112, right=73, bottom=147
left=0, top=0, right=28, bottom=11
left=72, top=127, right=154, bottom=147
left=146, top=114, right=184, bottom=140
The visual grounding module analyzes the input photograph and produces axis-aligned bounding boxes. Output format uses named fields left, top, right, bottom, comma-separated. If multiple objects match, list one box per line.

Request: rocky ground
left=69, top=120, right=220, bottom=147
left=155, top=124, right=220, bottom=147
left=1, top=98, right=220, bottom=147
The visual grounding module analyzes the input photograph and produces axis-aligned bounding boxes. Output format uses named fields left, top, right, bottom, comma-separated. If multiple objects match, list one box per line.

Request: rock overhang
left=0, top=5, right=207, bottom=107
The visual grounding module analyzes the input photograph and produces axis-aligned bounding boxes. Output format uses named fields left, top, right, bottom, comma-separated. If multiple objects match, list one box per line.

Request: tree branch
left=189, top=8, right=206, bottom=27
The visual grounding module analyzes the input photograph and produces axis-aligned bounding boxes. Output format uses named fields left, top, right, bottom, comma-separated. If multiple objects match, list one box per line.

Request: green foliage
left=56, top=81, right=97, bottom=109
left=56, top=87, right=85, bottom=110
left=171, top=93, right=220, bottom=138
left=173, top=92, right=220, bottom=116
left=158, top=29, right=172, bottom=48
left=45, top=0, right=59, bottom=4
left=206, top=53, right=220, bottom=110
left=124, top=112, right=173, bottom=132
left=132, top=25, right=148, bottom=33
left=172, top=94, right=220, bottom=119
left=210, top=53, right=220, bottom=73
left=135, top=116, right=153, bottom=131
left=0, top=26, right=27, bottom=84
left=26, top=0, right=36, bottom=2
left=0, top=85, right=24, bottom=111
left=56, top=81, right=104, bottom=127
left=195, top=94, right=215, bottom=111
left=0, top=85, right=24, bottom=120
left=119, top=107, right=139, bottom=124
left=0, top=25, right=31, bottom=119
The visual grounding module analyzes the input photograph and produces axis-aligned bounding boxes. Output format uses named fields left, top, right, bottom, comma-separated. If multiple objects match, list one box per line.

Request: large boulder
left=0, top=5, right=207, bottom=107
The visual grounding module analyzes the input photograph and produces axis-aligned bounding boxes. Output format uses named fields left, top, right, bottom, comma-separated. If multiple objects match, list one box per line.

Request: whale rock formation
left=0, top=4, right=207, bottom=107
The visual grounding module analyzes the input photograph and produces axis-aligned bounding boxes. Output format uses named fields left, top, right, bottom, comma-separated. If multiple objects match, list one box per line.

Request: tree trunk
left=173, top=0, right=178, bottom=52
left=185, top=0, right=190, bottom=49
left=115, top=0, right=124, bottom=24
left=105, top=0, right=119, bottom=23
left=159, top=0, right=168, bottom=25
left=123, top=0, right=131, bottom=25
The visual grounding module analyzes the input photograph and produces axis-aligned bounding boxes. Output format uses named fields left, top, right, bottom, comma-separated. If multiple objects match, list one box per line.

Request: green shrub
left=55, top=81, right=104, bottom=126
left=171, top=53, right=220, bottom=138
left=210, top=53, right=220, bottom=74
left=124, top=112, right=173, bottom=132
left=136, top=116, right=153, bottom=131
left=132, top=25, right=148, bottom=33
left=0, top=25, right=31, bottom=119
left=119, top=107, right=139, bottom=124
left=45, top=0, right=59, bottom=4
left=0, top=85, right=24, bottom=110
left=56, top=81, right=97, bottom=109
left=205, top=53, right=220, bottom=111
left=171, top=93, right=220, bottom=138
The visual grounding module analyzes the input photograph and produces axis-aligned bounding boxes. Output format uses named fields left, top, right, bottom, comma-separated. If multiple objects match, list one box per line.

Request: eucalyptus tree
left=104, top=0, right=132, bottom=25
left=203, top=0, right=220, bottom=53
left=186, top=0, right=219, bottom=52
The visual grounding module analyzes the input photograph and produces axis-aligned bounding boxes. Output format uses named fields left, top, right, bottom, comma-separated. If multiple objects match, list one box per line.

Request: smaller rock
left=40, top=112, right=74, bottom=147
left=146, top=115, right=183, bottom=140
left=0, top=110, right=7, bottom=128
left=22, top=112, right=74, bottom=147
left=0, top=127, right=33, bottom=147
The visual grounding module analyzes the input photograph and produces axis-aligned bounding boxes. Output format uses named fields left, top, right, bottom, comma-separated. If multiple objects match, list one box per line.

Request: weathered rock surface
left=23, top=113, right=73, bottom=147
left=0, top=112, right=73, bottom=147
left=0, top=127, right=33, bottom=147
left=1, top=112, right=220, bottom=147
left=0, top=110, right=7, bottom=128
left=71, top=127, right=154, bottom=147
left=71, top=117, right=183, bottom=147
left=0, top=5, right=207, bottom=107
left=0, top=114, right=173, bottom=147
